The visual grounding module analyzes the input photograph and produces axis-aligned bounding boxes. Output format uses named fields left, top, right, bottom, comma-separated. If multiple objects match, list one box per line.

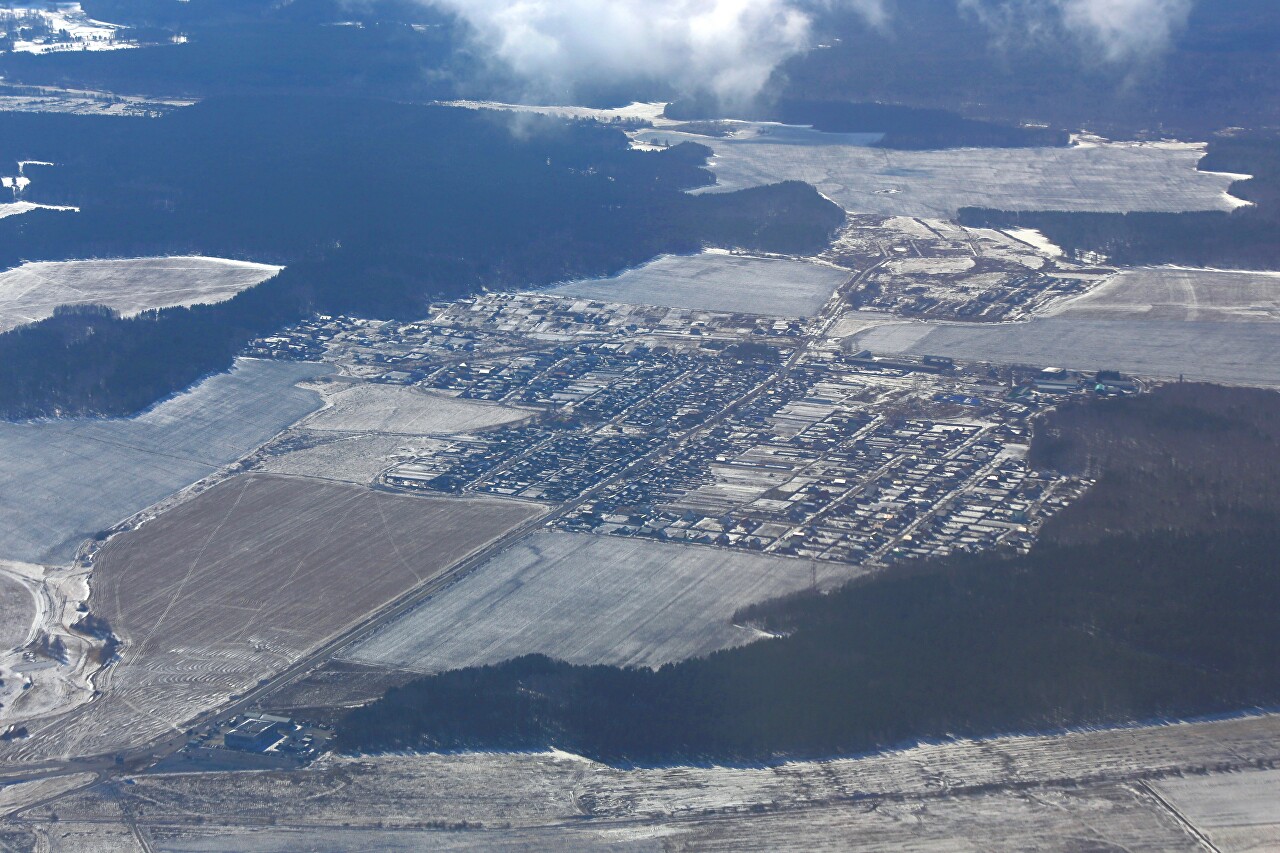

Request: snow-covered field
left=0, top=474, right=544, bottom=763
left=543, top=252, right=849, bottom=316
left=856, top=318, right=1280, bottom=387
left=632, top=127, right=1248, bottom=217
left=0, top=358, right=329, bottom=565
left=252, top=432, right=448, bottom=486
left=143, top=789, right=1198, bottom=853
left=301, top=383, right=533, bottom=435
left=0, top=572, right=33, bottom=652
left=1047, top=267, right=1280, bottom=323
left=30, top=712, right=1280, bottom=851
left=343, top=531, right=865, bottom=674
left=1154, top=768, right=1280, bottom=853
left=1, top=3, right=134, bottom=54
left=883, top=256, right=976, bottom=275
left=0, top=256, right=283, bottom=333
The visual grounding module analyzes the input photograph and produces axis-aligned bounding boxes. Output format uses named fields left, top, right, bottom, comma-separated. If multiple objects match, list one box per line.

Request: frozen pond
left=0, top=256, right=282, bottom=333
left=543, top=252, right=850, bottom=316
left=856, top=319, right=1280, bottom=387
left=633, top=127, right=1248, bottom=218
left=0, top=358, right=329, bottom=565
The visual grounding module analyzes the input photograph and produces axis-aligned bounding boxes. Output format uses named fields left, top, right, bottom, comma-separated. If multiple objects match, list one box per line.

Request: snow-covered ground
left=1003, top=227, right=1065, bottom=257
left=252, top=432, right=449, bottom=487
left=1046, top=266, right=1280, bottom=323
left=342, top=530, right=866, bottom=674
left=1, top=3, right=135, bottom=54
left=0, top=256, right=283, bottom=333
left=31, top=712, right=1280, bottom=851
left=0, top=199, right=78, bottom=220
left=542, top=252, right=849, bottom=317
left=0, top=358, right=330, bottom=565
left=300, top=382, right=534, bottom=435
left=0, top=475, right=544, bottom=764
left=1154, top=768, right=1280, bottom=853
left=855, top=317, right=1280, bottom=388
left=631, top=126, right=1250, bottom=218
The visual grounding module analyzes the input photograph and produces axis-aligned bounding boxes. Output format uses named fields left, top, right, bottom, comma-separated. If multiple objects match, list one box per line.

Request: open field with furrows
left=0, top=572, right=33, bottom=651
left=543, top=252, right=849, bottom=317
left=633, top=128, right=1247, bottom=218
left=22, top=714, right=1280, bottom=851
left=252, top=432, right=448, bottom=486
left=0, top=257, right=283, bottom=333
left=131, top=787, right=1203, bottom=853
left=0, top=359, right=329, bottom=565
left=1048, top=267, right=1280, bottom=322
left=0, top=474, right=543, bottom=762
left=342, top=531, right=866, bottom=674
left=1153, top=768, right=1280, bottom=853
left=301, top=384, right=534, bottom=435
left=856, top=318, right=1280, bottom=387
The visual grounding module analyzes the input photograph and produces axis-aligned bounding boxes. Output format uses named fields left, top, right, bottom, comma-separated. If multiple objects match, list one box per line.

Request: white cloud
left=961, top=0, right=1194, bottom=61
left=1057, top=0, right=1193, bottom=61
left=422, top=0, right=1189, bottom=106
left=426, top=0, right=882, bottom=104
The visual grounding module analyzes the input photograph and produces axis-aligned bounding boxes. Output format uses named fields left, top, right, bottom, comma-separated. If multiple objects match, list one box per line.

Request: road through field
left=0, top=475, right=544, bottom=764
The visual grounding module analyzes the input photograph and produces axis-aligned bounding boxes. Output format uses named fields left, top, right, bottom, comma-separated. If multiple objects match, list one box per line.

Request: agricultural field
left=116, top=786, right=1203, bottom=852
left=0, top=256, right=283, bottom=333
left=0, top=359, right=329, bottom=565
left=1048, top=267, right=1280, bottom=323
left=301, top=383, right=533, bottom=435
left=0, top=572, right=33, bottom=651
left=342, top=531, right=864, bottom=674
left=633, top=127, right=1247, bottom=218
left=16, top=712, right=1280, bottom=851
left=1153, top=768, right=1280, bottom=852
left=856, top=318, right=1280, bottom=388
left=544, top=252, right=849, bottom=317
left=251, top=432, right=448, bottom=486
left=0, top=474, right=544, bottom=762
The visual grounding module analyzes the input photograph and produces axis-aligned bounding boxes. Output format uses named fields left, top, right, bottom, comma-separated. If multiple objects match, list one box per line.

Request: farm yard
left=1048, top=266, right=1280, bottom=323
left=0, top=257, right=283, bottom=333
left=0, top=359, right=329, bottom=565
left=301, top=383, right=533, bottom=435
left=855, top=318, right=1280, bottom=387
left=543, top=252, right=849, bottom=317
left=0, top=474, right=544, bottom=762
left=633, top=127, right=1248, bottom=218
left=343, top=531, right=865, bottom=674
